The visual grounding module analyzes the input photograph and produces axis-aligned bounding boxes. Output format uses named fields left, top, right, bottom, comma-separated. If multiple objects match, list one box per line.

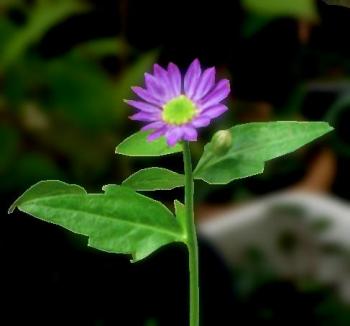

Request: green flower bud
left=211, top=129, right=232, bottom=155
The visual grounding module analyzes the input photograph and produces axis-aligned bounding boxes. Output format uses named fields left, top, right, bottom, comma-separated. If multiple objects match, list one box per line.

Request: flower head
left=125, top=59, right=230, bottom=146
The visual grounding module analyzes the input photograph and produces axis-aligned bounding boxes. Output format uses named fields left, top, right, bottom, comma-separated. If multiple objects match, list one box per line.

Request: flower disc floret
left=162, top=95, right=197, bottom=125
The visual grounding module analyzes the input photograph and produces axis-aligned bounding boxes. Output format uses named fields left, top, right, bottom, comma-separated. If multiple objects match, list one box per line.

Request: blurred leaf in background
left=241, top=0, right=319, bottom=37
left=0, top=0, right=158, bottom=190
left=72, top=37, right=130, bottom=59
left=45, top=53, right=119, bottom=130
left=242, top=0, right=319, bottom=21
left=0, top=0, right=89, bottom=70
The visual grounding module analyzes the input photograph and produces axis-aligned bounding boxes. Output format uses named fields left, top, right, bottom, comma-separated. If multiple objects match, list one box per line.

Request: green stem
left=182, top=142, right=199, bottom=326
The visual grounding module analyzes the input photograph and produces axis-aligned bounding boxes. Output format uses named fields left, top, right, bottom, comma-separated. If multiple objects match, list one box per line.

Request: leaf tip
left=327, top=123, right=335, bottom=132
left=8, top=202, right=17, bottom=214
left=173, top=199, right=184, bottom=211
left=317, top=122, right=334, bottom=137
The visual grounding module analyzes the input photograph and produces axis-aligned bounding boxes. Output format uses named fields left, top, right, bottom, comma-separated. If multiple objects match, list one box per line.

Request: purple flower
left=125, top=59, right=230, bottom=146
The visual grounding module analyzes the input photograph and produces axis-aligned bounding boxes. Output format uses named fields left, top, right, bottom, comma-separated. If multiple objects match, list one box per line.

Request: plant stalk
left=182, top=142, right=199, bottom=326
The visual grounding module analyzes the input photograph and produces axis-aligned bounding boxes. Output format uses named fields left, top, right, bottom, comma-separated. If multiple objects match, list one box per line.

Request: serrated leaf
left=116, top=131, right=182, bottom=157
left=194, top=121, right=333, bottom=184
left=8, top=180, right=86, bottom=213
left=122, top=168, right=184, bottom=191
left=9, top=181, right=185, bottom=262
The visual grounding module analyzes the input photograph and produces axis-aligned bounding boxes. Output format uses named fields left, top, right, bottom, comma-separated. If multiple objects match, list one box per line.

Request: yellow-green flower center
left=162, top=95, right=197, bottom=125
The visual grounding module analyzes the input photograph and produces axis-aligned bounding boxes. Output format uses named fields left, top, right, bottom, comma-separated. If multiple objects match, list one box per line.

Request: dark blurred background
left=1, top=0, right=350, bottom=325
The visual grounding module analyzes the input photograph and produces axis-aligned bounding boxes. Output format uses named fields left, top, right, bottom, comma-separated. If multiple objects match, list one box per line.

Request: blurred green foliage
left=0, top=0, right=89, bottom=69
left=0, top=0, right=157, bottom=191
left=241, top=0, right=318, bottom=37
left=242, top=0, right=319, bottom=21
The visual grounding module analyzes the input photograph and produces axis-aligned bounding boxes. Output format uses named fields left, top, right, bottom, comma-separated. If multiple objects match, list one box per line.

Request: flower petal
left=165, top=127, right=184, bottom=146
left=145, top=73, right=168, bottom=103
left=182, top=126, right=198, bottom=142
left=153, top=64, right=174, bottom=99
left=202, top=104, right=228, bottom=119
left=191, top=116, right=211, bottom=128
left=199, top=79, right=230, bottom=110
left=192, top=67, right=215, bottom=101
left=129, top=112, right=160, bottom=122
left=167, top=63, right=181, bottom=96
left=184, top=59, right=201, bottom=99
left=124, top=100, right=161, bottom=113
left=141, top=121, right=165, bottom=131
left=131, top=86, right=162, bottom=106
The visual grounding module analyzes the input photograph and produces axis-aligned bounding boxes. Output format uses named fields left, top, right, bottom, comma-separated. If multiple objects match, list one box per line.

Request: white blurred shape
left=323, top=0, right=350, bottom=8
left=200, top=191, right=350, bottom=301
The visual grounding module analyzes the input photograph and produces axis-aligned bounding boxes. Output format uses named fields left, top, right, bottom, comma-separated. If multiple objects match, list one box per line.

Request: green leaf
left=174, top=200, right=187, bottom=237
left=123, top=167, right=184, bottom=191
left=242, top=0, right=319, bottom=22
left=8, top=181, right=85, bottom=213
left=194, top=121, right=333, bottom=184
left=116, top=131, right=182, bottom=157
left=9, top=181, right=185, bottom=261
